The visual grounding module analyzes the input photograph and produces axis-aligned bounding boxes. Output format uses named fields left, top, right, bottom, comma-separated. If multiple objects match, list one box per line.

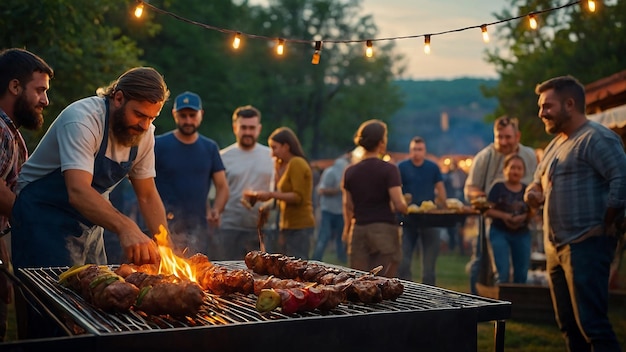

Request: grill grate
left=17, top=261, right=509, bottom=336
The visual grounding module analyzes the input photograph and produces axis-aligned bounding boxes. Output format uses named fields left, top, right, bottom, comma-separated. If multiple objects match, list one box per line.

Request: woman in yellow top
left=254, top=127, right=315, bottom=259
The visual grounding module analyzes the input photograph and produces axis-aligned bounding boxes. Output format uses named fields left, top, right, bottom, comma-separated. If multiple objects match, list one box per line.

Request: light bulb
left=311, top=41, right=322, bottom=65
left=529, top=14, right=538, bottom=30
left=232, top=32, right=241, bottom=49
left=276, top=39, right=285, bottom=56
left=311, top=51, right=320, bottom=65
left=366, top=40, right=373, bottom=58
left=481, top=25, right=489, bottom=43
left=588, top=0, right=596, bottom=12
left=134, top=3, right=144, bottom=18
left=424, top=35, right=431, bottom=55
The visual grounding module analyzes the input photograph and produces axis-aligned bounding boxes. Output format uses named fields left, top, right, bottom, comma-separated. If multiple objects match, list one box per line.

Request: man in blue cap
left=154, top=91, right=229, bottom=257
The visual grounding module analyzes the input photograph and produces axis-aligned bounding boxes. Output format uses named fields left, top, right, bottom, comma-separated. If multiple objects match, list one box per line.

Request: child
left=485, top=154, right=531, bottom=284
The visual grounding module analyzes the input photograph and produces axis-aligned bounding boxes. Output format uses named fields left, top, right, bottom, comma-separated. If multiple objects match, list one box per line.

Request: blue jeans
left=312, top=210, right=346, bottom=262
left=280, top=227, right=314, bottom=260
left=546, top=234, right=620, bottom=351
left=398, top=225, right=440, bottom=285
left=489, top=226, right=531, bottom=283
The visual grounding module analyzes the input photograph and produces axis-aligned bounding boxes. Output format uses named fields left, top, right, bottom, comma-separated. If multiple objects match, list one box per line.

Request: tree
left=1, top=0, right=157, bottom=150
left=243, top=0, right=405, bottom=158
left=136, top=0, right=404, bottom=158
left=483, top=0, right=626, bottom=148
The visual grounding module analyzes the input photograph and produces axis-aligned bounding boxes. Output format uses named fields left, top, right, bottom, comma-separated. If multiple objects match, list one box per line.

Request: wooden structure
left=586, top=69, right=626, bottom=145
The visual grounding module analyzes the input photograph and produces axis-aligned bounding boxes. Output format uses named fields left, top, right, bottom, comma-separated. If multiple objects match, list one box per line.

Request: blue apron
left=11, top=98, right=138, bottom=268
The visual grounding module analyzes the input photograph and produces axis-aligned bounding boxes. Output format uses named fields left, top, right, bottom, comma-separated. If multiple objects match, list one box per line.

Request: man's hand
left=524, top=183, right=544, bottom=208
left=118, top=229, right=160, bottom=265
left=207, top=208, right=221, bottom=227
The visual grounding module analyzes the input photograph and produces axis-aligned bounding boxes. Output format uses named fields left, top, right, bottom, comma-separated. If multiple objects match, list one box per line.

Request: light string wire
left=135, top=0, right=584, bottom=46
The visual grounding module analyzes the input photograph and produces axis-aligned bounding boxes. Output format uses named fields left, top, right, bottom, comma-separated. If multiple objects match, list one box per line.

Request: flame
left=154, top=225, right=196, bottom=282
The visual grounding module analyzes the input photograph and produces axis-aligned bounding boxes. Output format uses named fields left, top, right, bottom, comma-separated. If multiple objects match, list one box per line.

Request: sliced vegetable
left=89, top=274, right=119, bottom=289
left=58, top=264, right=93, bottom=284
left=256, top=289, right=281, bottom=312
left=136, top=286, right=152, bottom=307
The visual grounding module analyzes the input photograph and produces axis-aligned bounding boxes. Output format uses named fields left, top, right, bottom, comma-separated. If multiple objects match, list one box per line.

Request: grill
left=5, top=261, right=510, bottom=352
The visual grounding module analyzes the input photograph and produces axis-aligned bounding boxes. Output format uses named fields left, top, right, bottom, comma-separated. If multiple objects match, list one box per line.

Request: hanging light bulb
left=587, top=0, right=596, bottom=12
left=365, top=40, right=373, bottom=58
left=276, top=38, right=285, bottom=56
left=481, top=25, right=490, bottom=43
left=134, top=2, right=144, bottom=18
left=232, top=32, right=241, bottom=49
left=311, top=41, right=322, bottom=65
left=528, top=14, right=538, bottom=30
left=424, top=35, right=431, bottom=55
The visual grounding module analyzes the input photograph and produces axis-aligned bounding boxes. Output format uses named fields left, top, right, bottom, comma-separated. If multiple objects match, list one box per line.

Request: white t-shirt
left=219, top=143, right=274, bottom=230
left=17, top=96, right=156, bottom=194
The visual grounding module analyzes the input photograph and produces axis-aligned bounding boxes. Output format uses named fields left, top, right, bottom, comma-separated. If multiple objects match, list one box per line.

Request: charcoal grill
left=3, top=261, right=510, bottom=352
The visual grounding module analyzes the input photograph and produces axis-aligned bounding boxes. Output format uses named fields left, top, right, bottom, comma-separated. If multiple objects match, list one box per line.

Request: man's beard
left=546, top=103, right=570, bottom=135
left=177, top=123, right=197, bottom=136
left=14, top=93, right=43, bottom=130
left=238, top=135, right=257, bottom=148
left=111, top=105, right=146, bottom=147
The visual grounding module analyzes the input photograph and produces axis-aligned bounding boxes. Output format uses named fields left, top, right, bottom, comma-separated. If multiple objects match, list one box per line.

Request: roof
left=585, top=69, right=626, bottom=113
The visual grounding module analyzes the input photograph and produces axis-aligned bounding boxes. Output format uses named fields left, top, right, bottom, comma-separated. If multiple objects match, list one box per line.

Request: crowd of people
left=1, top=47, right=624, bottom=350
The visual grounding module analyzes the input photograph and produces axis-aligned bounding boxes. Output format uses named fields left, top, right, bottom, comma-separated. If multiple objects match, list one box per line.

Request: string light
left=481, top=25, right=490, bottom=43
left=133, top=1, right=596, bottom=57
left=528, top=14, right=538, bottom=29
left=365, top=40, right=373, bottom=58
left=311, top=41, right=322, bottom=65
left=276, top=38, right=285, bottom=56
left=134, top=2, right=144, bottom=18
left=424, top=35, right=431, bottom=54
left=232, top=32, right=241, bottom=49
left=587, top=0, right=596, bottom=12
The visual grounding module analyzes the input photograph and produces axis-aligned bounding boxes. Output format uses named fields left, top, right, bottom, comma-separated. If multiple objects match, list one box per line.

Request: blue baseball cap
left=174, top=91, right=202, bottom=111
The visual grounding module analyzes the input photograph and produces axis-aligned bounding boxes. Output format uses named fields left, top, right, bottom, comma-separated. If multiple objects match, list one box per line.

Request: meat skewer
left=59, top=265, right=139, bottom=312
left=253, top=276, right=348, bottom=313
left=244, top=251, right=404, bottom=303
left=60, top=264, right=204, bottom=316
left=123, top=271, right=204, bottom=316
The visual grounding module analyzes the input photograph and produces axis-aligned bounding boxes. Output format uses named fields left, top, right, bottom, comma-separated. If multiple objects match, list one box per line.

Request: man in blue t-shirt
left=154, top=91, right=229, bottom=257
left=397, top=136, right=446, bottom=285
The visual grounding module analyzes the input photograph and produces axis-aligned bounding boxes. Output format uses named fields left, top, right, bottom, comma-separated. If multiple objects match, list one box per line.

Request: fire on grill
left=57, top=225, right=404, bottom=317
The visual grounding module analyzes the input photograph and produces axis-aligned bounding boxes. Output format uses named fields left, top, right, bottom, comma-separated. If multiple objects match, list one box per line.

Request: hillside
left=388, top=78, right=499, bottom=156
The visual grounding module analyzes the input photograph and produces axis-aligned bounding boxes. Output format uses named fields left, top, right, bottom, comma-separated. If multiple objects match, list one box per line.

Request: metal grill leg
left=494, top=319, right=506, bottom=352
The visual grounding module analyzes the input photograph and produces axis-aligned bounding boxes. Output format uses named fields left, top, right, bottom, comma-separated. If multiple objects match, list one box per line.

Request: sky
left=246, top=0, right=512, bottom=80
left=359, top=0, right=510, bottom=80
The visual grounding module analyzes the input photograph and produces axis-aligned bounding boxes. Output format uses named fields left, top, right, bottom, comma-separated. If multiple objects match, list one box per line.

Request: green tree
left=483, top=0, right=626, bottom=147
left=1, top=0, right=157, bottom=150
left=242, top=0, right=405, bottom=158
left=136, top=0, right=404, bottom=158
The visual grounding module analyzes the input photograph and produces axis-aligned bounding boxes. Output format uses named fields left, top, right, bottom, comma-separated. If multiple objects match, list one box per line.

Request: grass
left=4, top=245, right=625, bottom=351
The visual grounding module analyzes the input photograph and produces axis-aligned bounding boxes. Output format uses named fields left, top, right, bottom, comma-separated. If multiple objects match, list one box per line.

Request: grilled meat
left=189, top=254, right=254, bottom=295
left=244, top=251, right=404, bottom=303
left=61, top=265, right=139, bottom=312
